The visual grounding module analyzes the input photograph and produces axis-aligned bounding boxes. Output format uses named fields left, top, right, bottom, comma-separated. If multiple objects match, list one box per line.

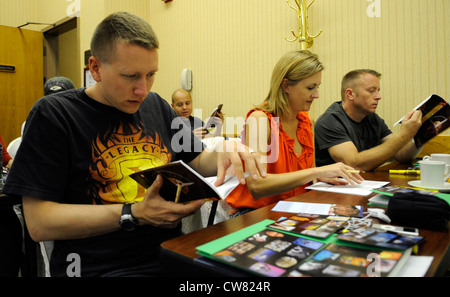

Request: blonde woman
left=226, top=50, right=363, bottom=215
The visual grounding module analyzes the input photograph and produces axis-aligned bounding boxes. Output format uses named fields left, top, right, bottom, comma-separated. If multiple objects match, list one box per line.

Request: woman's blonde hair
left=258, top=50, right=324, bottom=117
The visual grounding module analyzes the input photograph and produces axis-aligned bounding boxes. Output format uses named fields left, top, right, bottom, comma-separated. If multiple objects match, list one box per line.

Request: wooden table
left=161, top=163, right=450, bottom=277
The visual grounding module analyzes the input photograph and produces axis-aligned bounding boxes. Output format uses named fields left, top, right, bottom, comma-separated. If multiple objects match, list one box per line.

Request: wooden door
left=0, top=25, right=43, bottom=146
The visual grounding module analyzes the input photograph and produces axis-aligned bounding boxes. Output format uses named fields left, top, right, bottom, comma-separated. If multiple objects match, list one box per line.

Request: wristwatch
left=119, top=203, right=139, bottom=231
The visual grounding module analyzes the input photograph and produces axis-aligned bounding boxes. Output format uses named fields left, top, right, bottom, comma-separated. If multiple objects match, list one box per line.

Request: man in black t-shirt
left=3, top=12, right=264, bottom=277
left=315, top=69, right=424, bottom=171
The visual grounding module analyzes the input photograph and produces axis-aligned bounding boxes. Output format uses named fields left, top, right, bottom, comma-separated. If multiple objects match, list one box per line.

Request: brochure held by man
left=130, top=160, right=240, bottom=203
left=394, top=94, right=449, bottom=147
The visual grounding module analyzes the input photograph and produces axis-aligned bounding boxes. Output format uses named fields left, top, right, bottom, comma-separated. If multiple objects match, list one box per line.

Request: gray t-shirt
left=314, top=101, right=392, bottom=167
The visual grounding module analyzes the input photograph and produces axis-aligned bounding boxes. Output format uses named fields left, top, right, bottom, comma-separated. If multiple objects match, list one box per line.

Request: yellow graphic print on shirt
left=89, top=121, right=171, bottom=205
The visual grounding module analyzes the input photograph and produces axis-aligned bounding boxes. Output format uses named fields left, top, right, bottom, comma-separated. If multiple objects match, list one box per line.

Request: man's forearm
left=189, top=148, right=218, bottom=177
left=394, top=141, right=423, bottom=163
left=354, top=134, right=414, bottom=170
left=331, top=133, right=415, bottom=171
left=23, top=196, right=122, bottom=242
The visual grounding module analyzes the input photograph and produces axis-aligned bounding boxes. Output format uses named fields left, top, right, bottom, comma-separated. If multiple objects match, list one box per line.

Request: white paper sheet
left=271, top=201, right=362, bottom=216
left=305, top=180, right=389, bottom=196
left=271, top=201, right=333, bottom=214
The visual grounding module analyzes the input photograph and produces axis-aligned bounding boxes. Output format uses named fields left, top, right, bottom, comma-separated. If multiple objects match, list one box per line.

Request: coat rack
left=285, top=0, right=322, bottom=49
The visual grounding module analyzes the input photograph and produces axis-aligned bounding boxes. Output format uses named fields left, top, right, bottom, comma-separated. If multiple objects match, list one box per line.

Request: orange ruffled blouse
left=226, top=109, right=314, bottom=210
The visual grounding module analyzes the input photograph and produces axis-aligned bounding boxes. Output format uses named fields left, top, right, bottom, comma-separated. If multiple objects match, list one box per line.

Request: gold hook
left=285, top=0, right=322, bottom=49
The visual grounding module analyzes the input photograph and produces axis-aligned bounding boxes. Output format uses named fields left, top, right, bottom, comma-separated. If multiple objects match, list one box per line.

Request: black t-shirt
left=314, top=101, right=392, bottom=167
left=3, top=89, right=204, bottom=276
left=180, top=115, right=210, bottom=135
left=186, top=115, right=205, bottom=130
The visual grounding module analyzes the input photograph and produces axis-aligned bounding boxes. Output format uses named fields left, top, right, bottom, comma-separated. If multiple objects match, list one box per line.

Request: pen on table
left=175, top=183, right=182, bottom=203
left=389, top=170, right=420, bottom=175
left=401, top=185, right=438, bottom=192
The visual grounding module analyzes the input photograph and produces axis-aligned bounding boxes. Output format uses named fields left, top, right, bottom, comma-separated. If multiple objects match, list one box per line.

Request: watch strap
left=120, top=203, right=138, bottom=231
left=122, top=202, right=133, bottom=216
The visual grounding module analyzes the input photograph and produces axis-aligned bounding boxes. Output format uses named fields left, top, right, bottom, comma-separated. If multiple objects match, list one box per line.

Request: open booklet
left=129, top=160, right=240, bottom=203
left=393, top=94, right=449, bottom=147
left=196, top=220, right=415, bottom=277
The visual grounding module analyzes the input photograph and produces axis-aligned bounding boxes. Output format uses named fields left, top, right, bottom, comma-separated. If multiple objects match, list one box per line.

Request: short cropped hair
left=90, top=11, right=159, bottom=63
left=341, top=69, right=381, bottom=100
left=259, top=50, right=324, bottom=117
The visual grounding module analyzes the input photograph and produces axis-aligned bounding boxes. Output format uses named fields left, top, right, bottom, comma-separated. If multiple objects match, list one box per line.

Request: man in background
left=171, top=88, right=224, bottom=139
left=315, top=69, right=423, bottom=171
left=44, top=76, right=75, bottom=96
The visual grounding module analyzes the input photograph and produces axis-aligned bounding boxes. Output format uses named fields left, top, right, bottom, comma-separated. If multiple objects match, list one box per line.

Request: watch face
left=120, top=220, right=136, bottom=231
left=120, top=213, right=138, bottom=231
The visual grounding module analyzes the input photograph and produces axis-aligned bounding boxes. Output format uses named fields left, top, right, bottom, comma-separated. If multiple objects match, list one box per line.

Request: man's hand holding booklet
left=130, top=160, right=241, bottom=203
left=394, top=94, right=449, bottom=147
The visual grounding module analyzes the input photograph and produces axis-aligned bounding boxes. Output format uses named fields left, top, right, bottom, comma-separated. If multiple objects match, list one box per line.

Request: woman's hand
left=316, top=162, right=364, bottom=185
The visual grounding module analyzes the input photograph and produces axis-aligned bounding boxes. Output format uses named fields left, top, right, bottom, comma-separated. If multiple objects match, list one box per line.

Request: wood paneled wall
left=0, top=25, right=43, bottom=145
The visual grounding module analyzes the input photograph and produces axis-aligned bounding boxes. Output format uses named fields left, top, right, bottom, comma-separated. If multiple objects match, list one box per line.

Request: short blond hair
left=91, top=12, right=159, bottom=64
left=341, top=69, right=381, bottom=100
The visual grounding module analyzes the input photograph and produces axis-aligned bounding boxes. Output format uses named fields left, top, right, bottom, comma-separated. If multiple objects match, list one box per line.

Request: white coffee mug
left=419, top=160, right=450, bottom=188
left=423, top=154, right=450, bottom=166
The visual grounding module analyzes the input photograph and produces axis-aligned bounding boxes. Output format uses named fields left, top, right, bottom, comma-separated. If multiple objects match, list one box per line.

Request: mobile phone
left=372, top=223, right=419, bottom=236
left=210, top=104, right=223, bottom=117
left=206, top=104, right=223, bottom=128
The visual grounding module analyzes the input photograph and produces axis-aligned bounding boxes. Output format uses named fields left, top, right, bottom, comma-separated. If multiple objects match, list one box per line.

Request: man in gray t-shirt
left=315, top=69, right=423, bottom=171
